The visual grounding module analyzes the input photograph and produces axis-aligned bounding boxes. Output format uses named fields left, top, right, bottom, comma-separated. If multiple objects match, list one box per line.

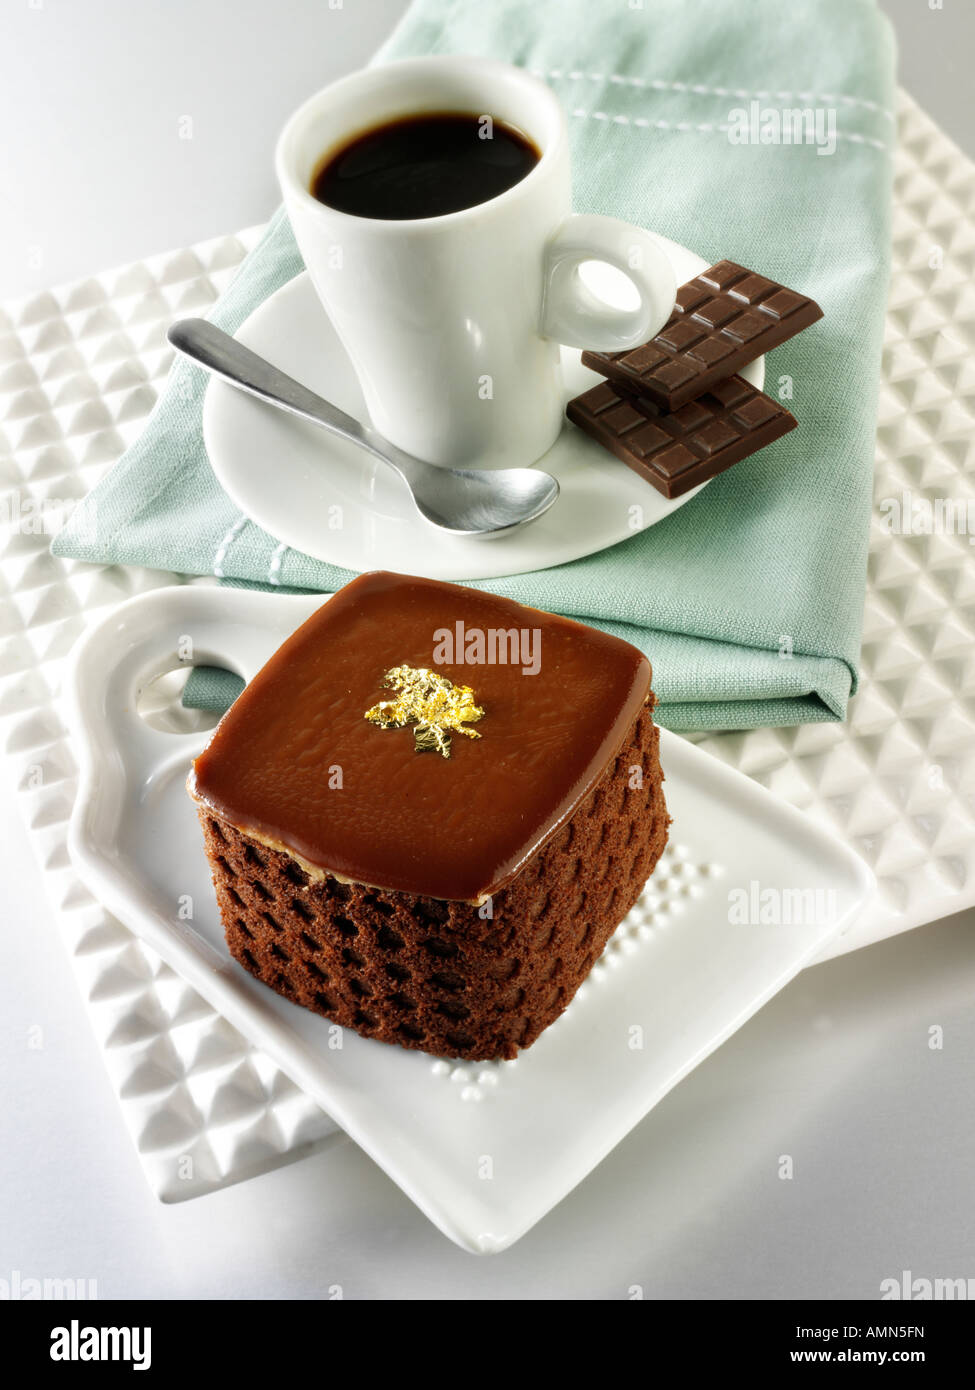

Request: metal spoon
left=167, top=319, right=560, bottom=536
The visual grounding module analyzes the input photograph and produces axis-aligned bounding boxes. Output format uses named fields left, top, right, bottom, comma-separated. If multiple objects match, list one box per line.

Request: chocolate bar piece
left=566, top=375, right=797, bottom=499
left=582, top=261, right=823, bottom=411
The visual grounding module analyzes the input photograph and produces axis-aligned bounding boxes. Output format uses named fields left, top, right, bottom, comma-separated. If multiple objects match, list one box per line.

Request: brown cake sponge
left=199, top=704, right=669, bottom=1062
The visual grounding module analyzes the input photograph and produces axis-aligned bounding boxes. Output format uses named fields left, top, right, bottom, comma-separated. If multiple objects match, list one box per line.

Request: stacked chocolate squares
left=567, top=260, right=823, bottom=499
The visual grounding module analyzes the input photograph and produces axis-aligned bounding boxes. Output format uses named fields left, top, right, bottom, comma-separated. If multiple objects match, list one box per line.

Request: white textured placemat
left=1, top=90, right=972, bottom=1201
left=697, top=92, right=975, bottom=960
left=0, top=227, right=344, bottom=1202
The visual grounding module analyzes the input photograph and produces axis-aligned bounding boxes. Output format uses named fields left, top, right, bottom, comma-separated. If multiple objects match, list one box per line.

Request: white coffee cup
left=277, top=56, right=676, bottom=469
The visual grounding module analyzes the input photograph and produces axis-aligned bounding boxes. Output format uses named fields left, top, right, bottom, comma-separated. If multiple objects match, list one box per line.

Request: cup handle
left=539, top=213, right=676, bottom=351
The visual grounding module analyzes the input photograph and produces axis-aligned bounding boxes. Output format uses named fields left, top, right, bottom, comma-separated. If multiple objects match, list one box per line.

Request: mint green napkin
left=52, top=0, right=896, bottom=731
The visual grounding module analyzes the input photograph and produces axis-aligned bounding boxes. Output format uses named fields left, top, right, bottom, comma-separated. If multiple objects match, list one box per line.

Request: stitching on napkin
left=533, top=68, right=896, bottom=123
left=268, top=541, right=289, bottom=585
left=567, top=107, right=891, bottom=152
left=213, top=515, right=248, bottom=578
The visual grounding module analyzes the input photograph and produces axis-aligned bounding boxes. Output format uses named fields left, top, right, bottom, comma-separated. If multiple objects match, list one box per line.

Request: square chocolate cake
left=189, top=572, right=669, bottom=1061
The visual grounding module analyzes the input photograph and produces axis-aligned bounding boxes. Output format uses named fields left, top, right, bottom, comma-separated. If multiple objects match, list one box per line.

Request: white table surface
left=2, top=0, right=974, bottom=1300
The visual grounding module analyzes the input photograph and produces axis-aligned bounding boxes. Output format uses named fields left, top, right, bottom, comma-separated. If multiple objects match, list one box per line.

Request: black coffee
left=310, top=112, right=541, bottom=220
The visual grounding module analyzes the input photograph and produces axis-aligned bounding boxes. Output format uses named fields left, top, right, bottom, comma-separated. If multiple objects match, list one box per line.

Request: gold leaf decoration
left=364, top=665, right=484, bottom=758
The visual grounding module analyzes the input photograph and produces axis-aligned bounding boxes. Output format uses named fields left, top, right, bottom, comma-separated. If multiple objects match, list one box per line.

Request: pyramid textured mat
left=0, top=91, right=972, bottom=1198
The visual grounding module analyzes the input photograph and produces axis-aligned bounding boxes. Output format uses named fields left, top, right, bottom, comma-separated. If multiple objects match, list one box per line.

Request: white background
left=1, top=0, right=974, bottom=1299
left=2, top=0, right=972, bottom=299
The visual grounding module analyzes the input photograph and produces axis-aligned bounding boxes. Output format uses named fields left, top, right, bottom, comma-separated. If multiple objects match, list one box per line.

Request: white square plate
left=66, top=586, right=873, bottom=1252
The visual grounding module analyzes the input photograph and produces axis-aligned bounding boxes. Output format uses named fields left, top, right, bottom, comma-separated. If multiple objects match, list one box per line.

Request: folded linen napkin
left=52, top=0, right=896, bottom=731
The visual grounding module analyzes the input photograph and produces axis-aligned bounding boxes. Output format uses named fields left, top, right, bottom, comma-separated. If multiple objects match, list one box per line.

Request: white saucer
left=66, top=588, right=870, bottom=1252
left=202, top=239, right=765, bottom=581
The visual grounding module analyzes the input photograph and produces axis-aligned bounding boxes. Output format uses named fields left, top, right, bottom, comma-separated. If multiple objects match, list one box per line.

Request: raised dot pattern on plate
left=428, top=842, right=720, bottom=1102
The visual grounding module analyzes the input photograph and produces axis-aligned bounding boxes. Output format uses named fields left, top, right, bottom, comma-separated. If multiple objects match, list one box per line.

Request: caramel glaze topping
left=190, top=572, right=651, bottom=902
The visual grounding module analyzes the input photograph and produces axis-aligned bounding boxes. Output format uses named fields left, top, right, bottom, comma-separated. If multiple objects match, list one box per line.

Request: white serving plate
left=65, top=585, right=872, bottom=1251
left=202, top=240, right=765, bottom=581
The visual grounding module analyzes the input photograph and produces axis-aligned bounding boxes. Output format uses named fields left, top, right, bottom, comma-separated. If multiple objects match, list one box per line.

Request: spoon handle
left=168, top=318, right=379, bottom=454
left=166, top=317, right=559, bottom=537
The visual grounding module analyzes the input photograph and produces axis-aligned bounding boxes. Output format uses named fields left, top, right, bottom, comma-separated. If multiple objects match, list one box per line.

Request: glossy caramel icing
left=190, top=572, right=651, bottom=901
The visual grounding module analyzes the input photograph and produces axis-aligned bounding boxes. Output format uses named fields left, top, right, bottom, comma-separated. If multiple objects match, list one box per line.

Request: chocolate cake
left=189, top=572, right=669, bottom=1061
